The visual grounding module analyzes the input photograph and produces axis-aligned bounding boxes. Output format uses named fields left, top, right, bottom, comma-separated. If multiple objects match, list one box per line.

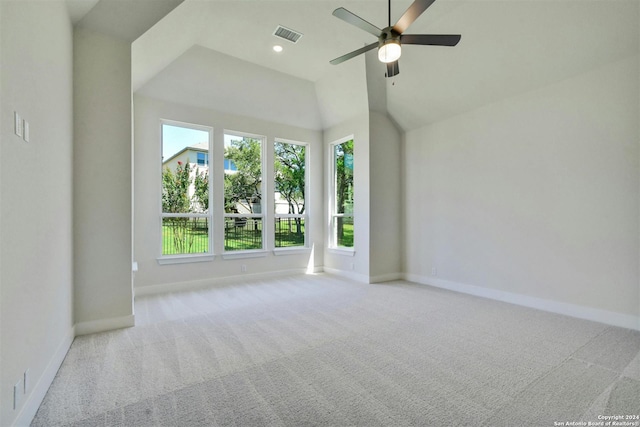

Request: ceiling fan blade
left=333, top=7, right=382, bottom=38
left=400, top=34, right=461, bottom=46
left=386, top=61, right=400, bottom=78
left=330, top=42, right=378, bottom=65
left=393, top=0, right=436, bottom=34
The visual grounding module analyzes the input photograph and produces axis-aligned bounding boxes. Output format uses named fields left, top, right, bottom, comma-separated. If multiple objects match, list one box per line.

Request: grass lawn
left=338, top=227, right=353, bottom=247
left=275, top=218, right=305, bottom=248
left=336, top=221, right=354, bottom=248
left=224, top=220, right=263, bottom=251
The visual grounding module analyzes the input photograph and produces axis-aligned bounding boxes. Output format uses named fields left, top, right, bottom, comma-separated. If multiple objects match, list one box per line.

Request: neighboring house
left=162, top=142, right=211, bottom=212
left=274, top=193, right=297, bottom=215
left=163, top=142, right=210, bottom=171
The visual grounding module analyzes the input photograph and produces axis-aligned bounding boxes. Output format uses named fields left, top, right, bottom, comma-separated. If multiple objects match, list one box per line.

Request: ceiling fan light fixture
left=378, top=39, right=401, bottom=63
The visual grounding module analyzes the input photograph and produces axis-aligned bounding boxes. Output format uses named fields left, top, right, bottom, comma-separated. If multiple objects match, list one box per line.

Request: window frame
left=273, top=138, right=309, bottom=251
left=329, top=136, right=355, bottom=252
left=159, top=119, right=214, bottom=263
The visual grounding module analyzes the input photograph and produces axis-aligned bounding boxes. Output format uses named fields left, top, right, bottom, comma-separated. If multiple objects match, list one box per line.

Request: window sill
left=327, top=247, right=355, bottom=257
left=157, top=254, right=215, bottom=265
left=273, top=247, right=311, bottom=256
left=221, top=250, right=268, bottom=260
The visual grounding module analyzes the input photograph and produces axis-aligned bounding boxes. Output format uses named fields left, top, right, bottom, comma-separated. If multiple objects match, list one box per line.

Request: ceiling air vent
left=273, top=25, right=303, bottom=44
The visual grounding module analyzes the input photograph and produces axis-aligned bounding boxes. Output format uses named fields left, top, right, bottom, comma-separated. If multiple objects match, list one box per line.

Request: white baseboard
left=308, top=265, right=325, bottom=274
left=134, top=268, right=309, bottom=297
left=369, top=272, right=403, bottom=284
left=405, top=273, right=640, bottom=331
left=321, top=269, right=402, bottom=284
left=13, top=326, right=75, bottom=427
left=74, top=314, right=135, bottom=336
left=323, top=267, right=370, bottom=283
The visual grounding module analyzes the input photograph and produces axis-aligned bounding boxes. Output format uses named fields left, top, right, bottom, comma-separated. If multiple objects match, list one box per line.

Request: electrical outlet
left=431, top=267, right=437, bottom=276
left=241, top=264, right=247, bottom=273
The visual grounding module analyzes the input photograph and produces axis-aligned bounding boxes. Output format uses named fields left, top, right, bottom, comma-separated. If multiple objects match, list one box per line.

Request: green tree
left=274, top=142, right=305, bottom=234
left=335, top=140, right=354, bottom=213
left=162, top=161, right=195, bottom=253
left=162, top=161, right=192, bottom=213
left=335, top=140, right=354, bottom=245
left=224, top=137, right=262, bottom=214
left=192, top=168, right=209, bottom=213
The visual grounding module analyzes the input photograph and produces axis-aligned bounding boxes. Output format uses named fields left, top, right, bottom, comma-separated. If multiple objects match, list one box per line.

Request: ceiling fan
left=330, top=0, right=461, bottom=77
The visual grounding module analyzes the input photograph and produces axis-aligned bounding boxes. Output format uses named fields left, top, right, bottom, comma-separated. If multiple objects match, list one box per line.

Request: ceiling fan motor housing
left=379, top=27, right=401, bottom=44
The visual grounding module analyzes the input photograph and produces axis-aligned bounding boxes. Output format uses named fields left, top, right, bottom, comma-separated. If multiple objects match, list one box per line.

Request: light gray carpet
left=32, top=274, right=640, bottom=426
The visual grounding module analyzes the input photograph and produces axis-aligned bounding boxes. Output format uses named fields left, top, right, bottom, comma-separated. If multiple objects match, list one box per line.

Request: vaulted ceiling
left=76, top=0, right=640, bottom=131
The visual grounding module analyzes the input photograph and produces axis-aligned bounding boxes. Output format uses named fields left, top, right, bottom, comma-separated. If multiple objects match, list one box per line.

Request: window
left=197, top=152, right=208, bottom=166
left=274, top=140, right=307, bottom=248
left=161, top=122, right=212, bottom=256
left=223, top=158, right=237, bottom=172
left=330, top=138, right=354, bottom=249
left=224, top=132, right=264, bottom=251
left=159, top=122, right=309, bottom=260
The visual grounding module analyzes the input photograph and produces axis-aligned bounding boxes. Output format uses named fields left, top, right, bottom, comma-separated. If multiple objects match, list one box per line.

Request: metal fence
left=162, top=217, right=209, bottom=255
left=224, top=217, right=263, bottom=251
left=161, top=216, right=307, bottom=254
left=275, top=217, right=305, bottom=247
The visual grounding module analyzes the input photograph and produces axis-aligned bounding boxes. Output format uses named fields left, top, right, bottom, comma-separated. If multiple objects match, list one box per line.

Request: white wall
left=364, top=50, right=403, bottom=282
left=0, top=1, right=74, bottom=425
left=133, top=95, right=323, bottom=292
left=136, top=45, right=323, bottom=131
left=404, top=55, right=640, bottom=323
left=315, top=57, right=369, bottom=130
left=369, top=111, right=402, bottom=281
left=73, top=27, right=134, bottom=333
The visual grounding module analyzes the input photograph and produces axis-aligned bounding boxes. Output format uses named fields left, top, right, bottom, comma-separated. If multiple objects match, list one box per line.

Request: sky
left=162, top=123, right=247, bottom=160
left=162, top=124, right=209, bottom=160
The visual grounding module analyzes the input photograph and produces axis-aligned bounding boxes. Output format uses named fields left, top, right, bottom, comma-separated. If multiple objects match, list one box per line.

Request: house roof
left=162, top=142, right=208, bottom=167
left=187, top=142, right=208, bottom=151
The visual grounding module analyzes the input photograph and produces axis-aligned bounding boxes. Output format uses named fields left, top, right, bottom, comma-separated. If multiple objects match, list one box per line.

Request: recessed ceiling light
left=273, top=45, right=283, bottom=53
